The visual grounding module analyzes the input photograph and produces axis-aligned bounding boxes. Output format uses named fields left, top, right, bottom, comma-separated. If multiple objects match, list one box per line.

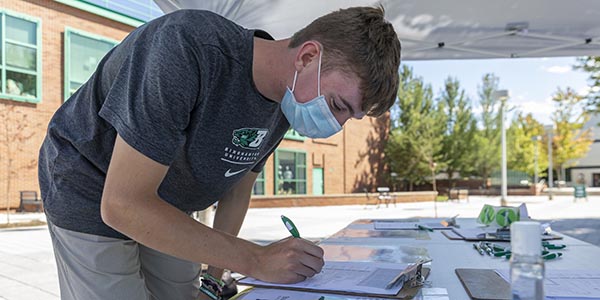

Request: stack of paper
left=238, top=261, right=411, bottom=297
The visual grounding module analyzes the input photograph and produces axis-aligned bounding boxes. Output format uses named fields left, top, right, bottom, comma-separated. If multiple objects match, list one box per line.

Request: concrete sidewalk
left=1, top=195, right=599, bottom=300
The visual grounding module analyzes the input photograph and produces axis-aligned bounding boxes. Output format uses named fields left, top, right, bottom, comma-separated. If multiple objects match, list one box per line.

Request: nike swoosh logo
left=224, top=168, right=247, bottom=177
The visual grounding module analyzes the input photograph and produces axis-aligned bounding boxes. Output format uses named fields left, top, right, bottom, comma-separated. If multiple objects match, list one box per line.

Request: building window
left=81, top=0, right=164, bottom=22
left=284, top=128, right=305, bottom=141
left=275, top=150, right=306, bottom=195
left=64, top=28, right=118, bottom=99
left=252, top=170, right=265, bottom=195
left=1, top=11, right=42, bottom=103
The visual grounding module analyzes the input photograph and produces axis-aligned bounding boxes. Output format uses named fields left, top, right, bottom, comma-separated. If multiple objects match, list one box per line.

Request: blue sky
left=404, top=57, right=591, bottom=125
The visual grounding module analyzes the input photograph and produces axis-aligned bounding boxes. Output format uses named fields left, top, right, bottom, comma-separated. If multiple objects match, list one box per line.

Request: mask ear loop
left=291, top=46, right=322, bottom=95
left=291, top=71, right=298, bottom=93
left=317, top=49, right=323, bottom=96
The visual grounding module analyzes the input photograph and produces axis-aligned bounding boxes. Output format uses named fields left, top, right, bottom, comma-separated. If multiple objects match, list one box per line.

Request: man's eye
left=330, top=99, right=341, bottom=111
left=331, top=99, right=344, bottom=111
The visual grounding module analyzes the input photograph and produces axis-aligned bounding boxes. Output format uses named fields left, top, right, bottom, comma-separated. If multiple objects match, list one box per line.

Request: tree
left=550, top=87, right=593, bottom=181
left=574, top=56, right=600, bottom=113
left=472, top=74, right=502, bottom=186
left=439, top=77, right=477, bottom=187
left=506, top=112, right=547, bottom=178
left=0, top=102, right=41, bottom=224
left=386, top=66, right=444, bottom=190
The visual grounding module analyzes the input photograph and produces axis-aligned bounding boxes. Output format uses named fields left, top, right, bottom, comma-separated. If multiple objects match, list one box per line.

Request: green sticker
left=478, top=205, right=496, bottom=225
left=496, top=208, right=518, bottom=227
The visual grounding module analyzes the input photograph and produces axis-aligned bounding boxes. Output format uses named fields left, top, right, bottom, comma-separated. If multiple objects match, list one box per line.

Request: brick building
left=0, top=0, right=389, bottom=211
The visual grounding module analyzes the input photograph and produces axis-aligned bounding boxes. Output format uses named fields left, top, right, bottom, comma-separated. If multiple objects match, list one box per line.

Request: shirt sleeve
left=99, top=25, right=200, bottom=166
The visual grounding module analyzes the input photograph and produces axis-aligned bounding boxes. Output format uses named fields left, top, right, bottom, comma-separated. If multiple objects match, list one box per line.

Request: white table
left=237, top=218, right=600, bottom=299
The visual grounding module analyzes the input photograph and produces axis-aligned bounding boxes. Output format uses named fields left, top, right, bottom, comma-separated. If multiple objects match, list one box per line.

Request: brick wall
left=0, top=0, right=134, bottom=210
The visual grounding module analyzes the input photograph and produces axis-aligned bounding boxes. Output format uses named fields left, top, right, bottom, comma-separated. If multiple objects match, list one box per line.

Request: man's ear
left=294, top=41, right=321, bottom=73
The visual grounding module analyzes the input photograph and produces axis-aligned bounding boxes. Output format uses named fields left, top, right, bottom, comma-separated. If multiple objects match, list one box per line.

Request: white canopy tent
left=153, top=0, right=600, bottom=61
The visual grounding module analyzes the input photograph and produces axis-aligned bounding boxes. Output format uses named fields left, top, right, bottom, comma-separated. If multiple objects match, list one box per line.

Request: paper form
left=320, top=244, right=430, bottom=264
left=236, top=288, right=391, bottom=300
left=238, top=261, right=410, bottom=296
left=496, top=269, right=600, bottom=299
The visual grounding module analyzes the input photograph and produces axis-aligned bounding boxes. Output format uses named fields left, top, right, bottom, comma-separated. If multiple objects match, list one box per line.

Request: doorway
left=312, top=168, right=324, bottom=195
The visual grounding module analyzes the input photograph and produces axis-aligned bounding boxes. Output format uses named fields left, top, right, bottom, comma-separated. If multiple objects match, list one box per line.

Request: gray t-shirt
left=38, top=10, right=289, bottom=239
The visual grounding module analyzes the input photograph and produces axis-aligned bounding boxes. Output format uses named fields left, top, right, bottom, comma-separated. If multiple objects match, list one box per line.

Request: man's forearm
left=206, top=171, right=257, bottom=278
left=102, top=190, right=259, bottom=276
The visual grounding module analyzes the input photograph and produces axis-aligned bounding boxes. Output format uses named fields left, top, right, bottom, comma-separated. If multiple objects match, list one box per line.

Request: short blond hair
left=289, top=6, right=401, bottom=117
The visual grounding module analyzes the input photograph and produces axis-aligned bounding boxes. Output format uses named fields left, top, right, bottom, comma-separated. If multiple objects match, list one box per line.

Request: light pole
left=544, top=125, right=554, bottom=200
left=493, top=90, right=509, bottom=206
left=531, top=135, right=541, bottom=188
left=430, top=161, right=438, bottom=218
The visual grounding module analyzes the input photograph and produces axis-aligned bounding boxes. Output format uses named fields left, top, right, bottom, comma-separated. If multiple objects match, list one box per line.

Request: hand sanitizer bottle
left=510, top=221, right=545, bottom=300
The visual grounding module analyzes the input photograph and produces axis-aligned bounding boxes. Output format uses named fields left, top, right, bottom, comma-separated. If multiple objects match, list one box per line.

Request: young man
left=38, top=6, right=401, bottom=300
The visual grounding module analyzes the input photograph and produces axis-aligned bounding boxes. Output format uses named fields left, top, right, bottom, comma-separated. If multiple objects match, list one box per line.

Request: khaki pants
left=47, top=220, right=201, bottom=300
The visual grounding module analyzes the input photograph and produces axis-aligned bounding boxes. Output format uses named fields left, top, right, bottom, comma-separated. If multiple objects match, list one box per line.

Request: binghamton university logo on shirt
left=232, top=128, right=268, bottom=150
left=220, top=128, right=269, bottom=178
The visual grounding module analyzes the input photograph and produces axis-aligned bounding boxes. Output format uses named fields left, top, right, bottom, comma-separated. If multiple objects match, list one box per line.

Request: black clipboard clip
left=385, top=258, right=432, bottom=289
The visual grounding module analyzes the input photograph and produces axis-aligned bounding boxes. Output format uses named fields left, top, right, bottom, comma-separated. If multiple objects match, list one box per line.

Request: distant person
left=283, top=165, right=295, bottom=193
left=38, top=6, right=401, bottom=300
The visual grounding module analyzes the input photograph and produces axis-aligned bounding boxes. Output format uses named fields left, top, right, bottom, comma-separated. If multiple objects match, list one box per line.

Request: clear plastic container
left=510, top=221, right=545, bottom=300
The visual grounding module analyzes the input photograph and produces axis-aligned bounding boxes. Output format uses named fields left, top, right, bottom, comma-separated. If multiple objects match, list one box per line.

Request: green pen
left=473, top=243, right=485, bottom=255
left=281, top=215, right=300, bottom=238
left=480, top=243, right=494, bottom=256
left=416, top=224, right=434, bottom=232
left=542, top=252, right=563, bottom=260
left=488, top=243, right=507, bottom=252
left=544, top=244, right=566, bottom=250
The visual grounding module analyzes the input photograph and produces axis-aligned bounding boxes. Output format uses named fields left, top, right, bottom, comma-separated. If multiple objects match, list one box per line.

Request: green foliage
left=439, top=77, right=478, bottom=184
left=386, top=66, right=444, bottom=190
left=385, top=67, right=594, bottom=189
left=472, top=74, right=502, bottom=183
left=550, top=87, right=593, bottom=181
left=574, top=56, right=600, bottom=113
left=507, top=112, right=547, bottom=178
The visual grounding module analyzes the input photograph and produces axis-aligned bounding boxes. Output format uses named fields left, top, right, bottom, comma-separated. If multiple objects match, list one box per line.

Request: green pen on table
left=542, top=252, right=563, bottom=260
left=473, top=243, right=485, bottom=255
left=543, top=243, right=566, bottom=250
left=281, top=215, right=300, bottom=238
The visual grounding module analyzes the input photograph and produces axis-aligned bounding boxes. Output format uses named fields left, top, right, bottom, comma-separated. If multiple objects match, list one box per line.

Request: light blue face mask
left=280, top=50, right=342, bottom=139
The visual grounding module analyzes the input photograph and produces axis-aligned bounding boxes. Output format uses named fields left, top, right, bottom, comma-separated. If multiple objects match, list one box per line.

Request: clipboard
left=237, top=261, right=431, bottom=299
left=237, top=268, right=430, bottom=299
left=455, top=268, right=511, bottom=300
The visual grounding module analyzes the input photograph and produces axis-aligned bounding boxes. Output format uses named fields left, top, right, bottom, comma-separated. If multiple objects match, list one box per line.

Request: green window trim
left=252, top=170, right=266, bottom=195
left=0, top=10, right=42, bottom=104
left=284, top=128, right=306, bottom=141
left=275, top=149, right=307, bottom=195
left=64, top=27, right=118, bottom=101
left=54, top=0, right=145, bottom=28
